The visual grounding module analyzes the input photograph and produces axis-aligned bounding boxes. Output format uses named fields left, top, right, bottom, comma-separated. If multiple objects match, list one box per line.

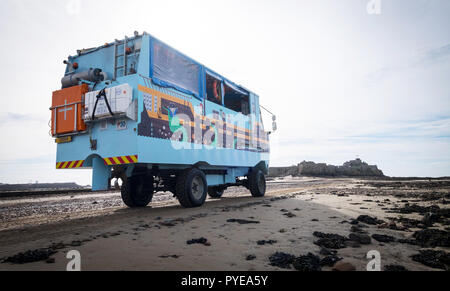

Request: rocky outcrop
left=268, top=166, right=299, bottom=177
left=298, top=162, right=338, bottom=176
left=269, top=159, right=384, bottom=178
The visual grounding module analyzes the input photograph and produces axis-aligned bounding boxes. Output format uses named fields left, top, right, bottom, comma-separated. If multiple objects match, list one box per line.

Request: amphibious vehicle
left=50, top=32, right=275, bottom=208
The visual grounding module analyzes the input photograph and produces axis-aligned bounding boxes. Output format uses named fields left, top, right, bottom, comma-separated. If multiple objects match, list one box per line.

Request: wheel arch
left=253, top=161, right=269, bottom=175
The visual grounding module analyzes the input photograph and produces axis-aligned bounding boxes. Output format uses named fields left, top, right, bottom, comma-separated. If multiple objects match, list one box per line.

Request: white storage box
left=84, top=84, right=135, bottom=121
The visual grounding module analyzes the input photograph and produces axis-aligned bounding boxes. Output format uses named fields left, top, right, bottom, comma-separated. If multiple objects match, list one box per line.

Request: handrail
left=49, top=101, right=83, bottom=110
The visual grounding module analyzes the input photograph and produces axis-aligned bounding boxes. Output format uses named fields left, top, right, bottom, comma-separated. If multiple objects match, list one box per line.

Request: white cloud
left=0, top=0, right=449, bottom=183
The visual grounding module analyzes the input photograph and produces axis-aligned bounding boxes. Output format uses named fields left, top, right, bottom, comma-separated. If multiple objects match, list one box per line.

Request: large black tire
left=176, top=168, right=207, bottom=208
left=208, top=187, right=224, bottom=199
left=121, top=175, right=154, bottom=208
left=249, top=169, right=266, bottom=197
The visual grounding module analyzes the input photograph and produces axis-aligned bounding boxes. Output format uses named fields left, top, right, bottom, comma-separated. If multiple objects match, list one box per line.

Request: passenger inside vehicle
left=206, top=73, right=222, bottom=105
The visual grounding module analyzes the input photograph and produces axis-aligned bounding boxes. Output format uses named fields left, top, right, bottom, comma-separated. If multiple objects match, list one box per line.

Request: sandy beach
left=0, top=177, right=448, bottom=271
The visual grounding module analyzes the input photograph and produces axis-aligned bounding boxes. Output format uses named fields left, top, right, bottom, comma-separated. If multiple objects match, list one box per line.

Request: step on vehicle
left=50, top=32, right=276, bottom=208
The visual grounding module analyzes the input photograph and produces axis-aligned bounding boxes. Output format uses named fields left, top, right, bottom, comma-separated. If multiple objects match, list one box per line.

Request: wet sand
left=0, top=177, right=448, bottom=271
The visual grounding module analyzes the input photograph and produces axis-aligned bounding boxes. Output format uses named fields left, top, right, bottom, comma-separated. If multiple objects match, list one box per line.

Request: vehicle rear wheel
left=121, top=175, right=154, bottom=208
left=249, top=169, right=266, bottom=197
left=208, top=187, right=224, bottom=199
left=176, top=168, right=207, bottom=208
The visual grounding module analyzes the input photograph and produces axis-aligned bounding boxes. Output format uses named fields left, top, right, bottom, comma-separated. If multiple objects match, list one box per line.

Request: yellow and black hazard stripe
left=56, top=160, right=84, bottom=169
left=103, top=155, right=138, bottom=166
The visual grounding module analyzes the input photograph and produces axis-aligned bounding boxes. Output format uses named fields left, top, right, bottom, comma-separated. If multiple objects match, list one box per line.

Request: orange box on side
left=51, top=84, right=88, bottom=136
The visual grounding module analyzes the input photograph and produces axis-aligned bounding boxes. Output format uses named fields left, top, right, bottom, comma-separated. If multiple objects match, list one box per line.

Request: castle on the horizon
left=269, top=158, right=384, bottom=177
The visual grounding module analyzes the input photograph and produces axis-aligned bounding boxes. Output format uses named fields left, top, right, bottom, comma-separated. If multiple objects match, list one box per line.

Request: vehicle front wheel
left=176, top=168, right=207, bottom=208
left=121, top=175, right=154, bottom=208
left=249, top=169, right=266, bottom=197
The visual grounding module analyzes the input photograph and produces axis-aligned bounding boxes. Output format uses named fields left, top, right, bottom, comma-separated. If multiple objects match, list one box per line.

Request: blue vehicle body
left=52, top=32, right=271, bottom=207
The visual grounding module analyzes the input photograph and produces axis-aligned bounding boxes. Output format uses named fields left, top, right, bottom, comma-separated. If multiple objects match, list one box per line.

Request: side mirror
left=272, top=116, right=277, bottom=132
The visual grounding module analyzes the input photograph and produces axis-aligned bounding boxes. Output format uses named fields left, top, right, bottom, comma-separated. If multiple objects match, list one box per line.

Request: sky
left=0, top=0, right=449, bottom=185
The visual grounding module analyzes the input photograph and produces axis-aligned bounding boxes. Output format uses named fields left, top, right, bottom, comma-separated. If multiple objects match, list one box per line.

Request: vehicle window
left=224, top=83, right=250, bottom=115
left=152, top=40, right=200, bottom=96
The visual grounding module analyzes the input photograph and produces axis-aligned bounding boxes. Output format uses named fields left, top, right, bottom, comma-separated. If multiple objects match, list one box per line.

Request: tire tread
left=249, top=170, right=266, bottom=197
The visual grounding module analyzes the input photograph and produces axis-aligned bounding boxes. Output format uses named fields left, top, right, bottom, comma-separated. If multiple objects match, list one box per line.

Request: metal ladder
left=113, top=36, right=129, bottom=80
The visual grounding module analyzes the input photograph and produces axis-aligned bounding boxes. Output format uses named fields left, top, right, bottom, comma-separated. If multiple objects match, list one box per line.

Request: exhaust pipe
left=61, top=68, right=104, bottom=88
